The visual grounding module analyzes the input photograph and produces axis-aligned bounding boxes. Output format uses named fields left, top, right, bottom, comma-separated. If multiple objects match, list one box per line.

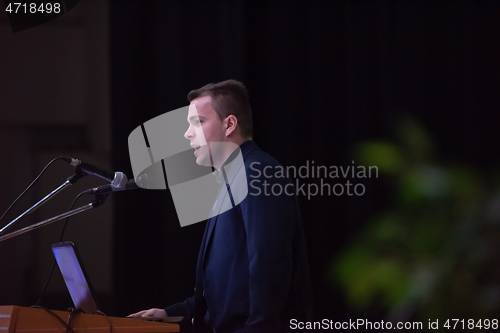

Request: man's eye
left=195, top=120, right=203, bottom=125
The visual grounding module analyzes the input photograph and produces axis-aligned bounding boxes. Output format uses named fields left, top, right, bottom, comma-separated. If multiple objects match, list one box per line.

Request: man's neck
left=213, top=138, right=252, bottom=171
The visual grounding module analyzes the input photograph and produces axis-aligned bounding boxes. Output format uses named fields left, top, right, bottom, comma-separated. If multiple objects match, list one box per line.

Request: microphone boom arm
left=0, top=170, right=88, bottom=235
left=0, top=180, right=72, bottom=235
left=0, top=192, right=109, bottom=243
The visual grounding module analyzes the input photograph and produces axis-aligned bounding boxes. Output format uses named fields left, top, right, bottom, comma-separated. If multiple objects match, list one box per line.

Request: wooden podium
left=0, top=306, right=179, bottom=332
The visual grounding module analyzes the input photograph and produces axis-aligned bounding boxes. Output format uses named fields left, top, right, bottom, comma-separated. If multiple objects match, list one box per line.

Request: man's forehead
left=188, top=103, right=199, bottom=118
left=188, top=96, right=214, bottom=118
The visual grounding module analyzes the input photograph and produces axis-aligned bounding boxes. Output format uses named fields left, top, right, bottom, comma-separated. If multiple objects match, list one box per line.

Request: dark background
left=0, top=0, right=499, bottom=330
left=110, top=0, right=500, bottom=321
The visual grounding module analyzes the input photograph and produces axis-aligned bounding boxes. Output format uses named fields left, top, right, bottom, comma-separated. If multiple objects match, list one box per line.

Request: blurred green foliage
left=330, top=117, right=500, bottom=326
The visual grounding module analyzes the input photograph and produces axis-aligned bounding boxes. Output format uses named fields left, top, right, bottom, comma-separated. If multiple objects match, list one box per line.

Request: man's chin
left=196, top=156, right=212, bottom=167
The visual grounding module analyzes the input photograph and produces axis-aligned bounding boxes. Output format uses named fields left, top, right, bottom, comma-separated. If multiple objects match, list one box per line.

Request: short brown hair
left=187, top=79, right=253, bottom=139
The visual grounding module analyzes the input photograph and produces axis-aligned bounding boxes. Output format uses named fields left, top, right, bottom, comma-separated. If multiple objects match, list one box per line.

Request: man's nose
left=184, top=126, right=193, bottom=139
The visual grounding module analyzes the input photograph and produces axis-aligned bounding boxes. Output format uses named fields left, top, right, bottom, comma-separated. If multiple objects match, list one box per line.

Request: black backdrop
left=109, top=0, right=500, bottom=324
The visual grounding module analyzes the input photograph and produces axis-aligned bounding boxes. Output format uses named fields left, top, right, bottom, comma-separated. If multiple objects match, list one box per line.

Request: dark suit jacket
left=166, top=140, right=313, bottom=333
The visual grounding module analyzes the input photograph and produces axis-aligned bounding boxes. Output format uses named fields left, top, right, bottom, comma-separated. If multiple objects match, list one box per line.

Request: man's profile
left=129, top=80, right=313, bottom=333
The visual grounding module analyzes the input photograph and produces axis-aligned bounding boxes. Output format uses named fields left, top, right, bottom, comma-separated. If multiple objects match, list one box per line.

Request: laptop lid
left=51, top=241, right=99, bottom=314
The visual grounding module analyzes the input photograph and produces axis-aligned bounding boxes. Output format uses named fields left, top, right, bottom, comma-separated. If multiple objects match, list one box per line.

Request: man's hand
left=127, top=308, right=167, bottom=318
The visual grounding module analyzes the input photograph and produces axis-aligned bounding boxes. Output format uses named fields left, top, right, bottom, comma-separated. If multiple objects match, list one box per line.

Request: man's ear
left=225, top=115, right=238, bottom=137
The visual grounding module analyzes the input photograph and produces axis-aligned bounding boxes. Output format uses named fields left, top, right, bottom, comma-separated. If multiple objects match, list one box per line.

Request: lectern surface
left=0, top=306, right=179, bottom=333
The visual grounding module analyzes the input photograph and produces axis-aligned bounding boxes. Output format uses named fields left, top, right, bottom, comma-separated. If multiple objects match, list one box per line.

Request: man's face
left=184, top=95, right=226, bottom=167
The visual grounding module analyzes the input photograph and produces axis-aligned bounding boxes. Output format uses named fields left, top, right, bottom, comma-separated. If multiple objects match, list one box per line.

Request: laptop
left=51, top=241, right=99, bottom=314
left=52, top=241, right=183, bottom=322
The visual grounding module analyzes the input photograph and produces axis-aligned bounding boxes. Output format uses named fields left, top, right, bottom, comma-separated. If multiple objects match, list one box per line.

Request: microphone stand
left=0, top=190, right=109, bottom=243
left=0, top=170, right=87, bottom=235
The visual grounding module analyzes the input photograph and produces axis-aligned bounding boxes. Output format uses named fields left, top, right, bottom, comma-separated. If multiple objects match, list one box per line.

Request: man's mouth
left=193, top=145, right=201, bottom=156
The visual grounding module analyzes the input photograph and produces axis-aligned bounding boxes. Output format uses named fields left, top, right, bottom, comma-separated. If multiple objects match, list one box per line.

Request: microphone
left=82, top=179, right=140, bottom=195
left=60, top=156, right=128, bottom=188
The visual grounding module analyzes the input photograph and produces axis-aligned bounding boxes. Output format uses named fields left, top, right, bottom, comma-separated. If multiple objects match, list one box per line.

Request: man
left=129, top=80, right=312, bottom=332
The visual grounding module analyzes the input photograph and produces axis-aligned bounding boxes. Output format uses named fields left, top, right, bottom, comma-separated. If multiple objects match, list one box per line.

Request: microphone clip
left=66, top=167, right=88, bottom=185
left=92, top=191, right=110, bottom=208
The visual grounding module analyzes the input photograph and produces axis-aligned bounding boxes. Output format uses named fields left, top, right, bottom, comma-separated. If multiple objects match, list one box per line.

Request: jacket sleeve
left=164, top=295, right=195, bottom=324
left=236, top=158, right=297, bottom=333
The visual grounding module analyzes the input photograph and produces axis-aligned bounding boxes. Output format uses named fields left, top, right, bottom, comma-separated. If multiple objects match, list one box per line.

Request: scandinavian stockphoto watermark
left=128, top=105, right=250, bottom=227
left=249, top=160, right=378, bottom=200
left=290, top=318, right=500, bottom=330
left=128, top=105, right=378, bottom=226
left=290, top=318, right=423, bottom=330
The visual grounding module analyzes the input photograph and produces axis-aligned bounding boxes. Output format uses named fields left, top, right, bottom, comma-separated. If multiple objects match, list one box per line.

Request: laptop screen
left=51, top=241, right=98, bottom=314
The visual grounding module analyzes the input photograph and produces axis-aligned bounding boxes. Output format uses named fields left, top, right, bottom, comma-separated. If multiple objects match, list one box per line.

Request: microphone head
left=111, top=172, right=129, bottom=188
